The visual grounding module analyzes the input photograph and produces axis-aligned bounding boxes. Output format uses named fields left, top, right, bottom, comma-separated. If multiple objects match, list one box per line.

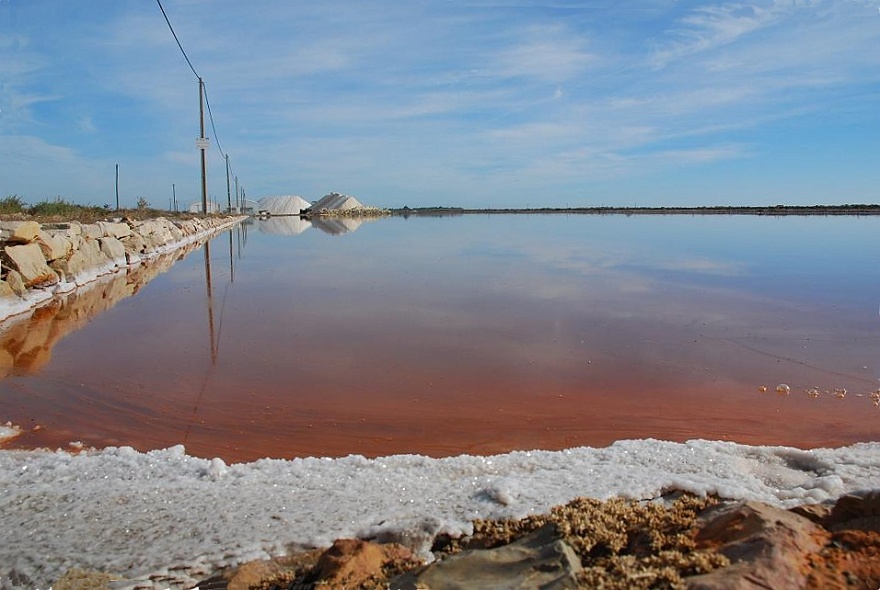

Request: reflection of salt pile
left=257, top=217, right=312, bottom=236
left=257, top=195, right=311, bottom=216
left=311, top=217, right=368, bottom=236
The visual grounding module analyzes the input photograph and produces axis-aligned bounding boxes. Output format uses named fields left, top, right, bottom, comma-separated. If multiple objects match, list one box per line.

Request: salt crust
left=0, top=439, right=878, bottom=588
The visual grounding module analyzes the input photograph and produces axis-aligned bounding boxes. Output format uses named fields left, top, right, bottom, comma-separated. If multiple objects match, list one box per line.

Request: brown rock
left=686, top=501, right=825, bottom=590
left=825, top=490, right=880, bottom=533
left=0, top=221, right=41, bottom=244
left=0, top=279, right=18, bottom=299
left=96, top=220, right=132, bottom=240
left=5, top=270, right=27, bottom=297
left=790, top=503, right=833, bottom=524
left=54, top=238, right=111, bottom=281
left=99, top=236, right=127, bottom=266
left=2, top=242, right=59, bottom=287
left=309, top=539, right=416, bottom=590
left=393, top=523, right=582, bottom=590
left=80, top=223, right=104, bottom=240
left=35, top=230, right=73, bottom=262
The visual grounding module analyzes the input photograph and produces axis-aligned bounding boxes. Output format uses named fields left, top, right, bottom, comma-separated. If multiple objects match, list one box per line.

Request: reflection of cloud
left=257, top=216, right=312, bottom=236
left=652, top=258, right=744, bottom=276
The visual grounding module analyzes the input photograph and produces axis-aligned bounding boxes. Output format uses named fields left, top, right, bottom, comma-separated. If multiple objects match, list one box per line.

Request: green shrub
left=27, top=197, right=108, bottom=222
left=0, top=195, right=26, bottom=214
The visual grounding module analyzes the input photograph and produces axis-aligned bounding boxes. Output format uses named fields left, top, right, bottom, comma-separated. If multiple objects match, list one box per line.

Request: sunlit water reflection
left=1, top=214, right=878, bottom=461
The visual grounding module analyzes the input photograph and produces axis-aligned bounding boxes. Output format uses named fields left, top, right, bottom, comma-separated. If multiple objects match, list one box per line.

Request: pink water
left=2, top=215, right=878, bottom=462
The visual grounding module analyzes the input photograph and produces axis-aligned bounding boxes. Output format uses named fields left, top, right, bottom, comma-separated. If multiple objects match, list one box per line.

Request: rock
left=122, top=233, right=149, bottom=256
left=80, top=223, right=104, bottom=240
left=35, top=230, right=73, bottom=262
left=2, top=243, right=59, bottom=287
left=309, top=539, right=416, bottom=589
left=686, top=501, right=825, bottom=590
left=132, top=218, right=184, bottom=248
left=99, top=236, right=127, bottom=267
left=50, top=568, right=117, bottom=590
left=0, top=220, right=41, bottom=244
left=825, top=490, right=880, bottom=533
left=5, top=270, right=27, bottom=297
left=226, top=559, right=286, bottom=590
left=393, top=523, right=582, bottom=590
left=96, top=220, right=132, bottom=240
left=0, top=279, right=18, bottom=299
left=53, top=238, right=112, bottom=282
left=789, top=503, right=833, bottom=524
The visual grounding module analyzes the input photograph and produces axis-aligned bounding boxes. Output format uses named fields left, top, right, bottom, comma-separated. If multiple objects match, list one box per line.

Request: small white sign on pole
left=196, top=138, right=210, bottom=150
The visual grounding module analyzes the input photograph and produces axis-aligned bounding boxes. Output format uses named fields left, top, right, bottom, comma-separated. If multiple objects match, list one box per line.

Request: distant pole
left=172, top=183, right=177, bottom=212
left=234, top=176, right=239, bottom=210
left=115, top=164, right=119, bottom=211
left=225, top=154, right=232, bottom=212
left=198, top=78, right=208, bottom=214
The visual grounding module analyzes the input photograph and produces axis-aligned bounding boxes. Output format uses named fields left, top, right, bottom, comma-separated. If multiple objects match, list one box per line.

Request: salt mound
left=257, top=195, right=311, bottom=216
left=311, top=192, right=364, bottom=212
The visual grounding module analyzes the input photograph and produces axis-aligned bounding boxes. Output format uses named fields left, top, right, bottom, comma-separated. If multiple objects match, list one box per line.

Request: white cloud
left=490, top=26, right=595, bottom=82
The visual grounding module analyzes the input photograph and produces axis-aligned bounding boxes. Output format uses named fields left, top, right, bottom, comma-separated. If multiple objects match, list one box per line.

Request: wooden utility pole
left=172, top=183, right=177, bottom=212
left=198, top=78, right=208, bottom=214
left=115, top=164, right=119, bottom=211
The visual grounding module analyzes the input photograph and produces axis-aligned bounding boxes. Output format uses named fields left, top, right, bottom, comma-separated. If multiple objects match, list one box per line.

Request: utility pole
left=234, top=176, right=239, bottom=211
left=115, top=164, right=119, bottom=211
left=225, top=154, right=232, bottom=213
left=172, top=183, right=177, bottom=212
left=198, top=78, right=208, bottom=214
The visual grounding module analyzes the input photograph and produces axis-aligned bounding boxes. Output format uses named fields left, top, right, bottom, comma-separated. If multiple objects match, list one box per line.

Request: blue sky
left=1, top=0, right=878, bottom=209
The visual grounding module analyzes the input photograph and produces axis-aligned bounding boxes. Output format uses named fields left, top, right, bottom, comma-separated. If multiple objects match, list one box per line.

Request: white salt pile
left=1, top=439, right=878, bottom=589
left=256, top=195, right=312, bottom=216
left=310, top=192, right=364, bottom=212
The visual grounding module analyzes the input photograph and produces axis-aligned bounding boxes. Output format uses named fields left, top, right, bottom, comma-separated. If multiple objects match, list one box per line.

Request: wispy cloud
left=1, top=0, right=878, bottom=207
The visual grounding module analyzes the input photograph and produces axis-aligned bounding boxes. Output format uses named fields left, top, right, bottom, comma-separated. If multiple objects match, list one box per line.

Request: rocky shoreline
left=208, top=491, right=880, bottom=590
left=51, top=490, right=880, bottom=590
left=0, top=215, right=244, bottom=324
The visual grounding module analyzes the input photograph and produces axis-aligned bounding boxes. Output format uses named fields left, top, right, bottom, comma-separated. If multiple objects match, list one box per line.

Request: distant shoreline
left=391, top=204, right=880, bottom=217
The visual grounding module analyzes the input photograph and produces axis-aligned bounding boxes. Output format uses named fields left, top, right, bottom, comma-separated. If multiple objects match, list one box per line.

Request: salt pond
left=2, top=213, right=878, bottom=460
left=1, top=213, right=879, bottom=587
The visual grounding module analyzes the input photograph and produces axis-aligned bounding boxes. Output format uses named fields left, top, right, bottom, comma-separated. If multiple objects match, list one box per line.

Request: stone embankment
left=0, top=216, right=243, bottom=322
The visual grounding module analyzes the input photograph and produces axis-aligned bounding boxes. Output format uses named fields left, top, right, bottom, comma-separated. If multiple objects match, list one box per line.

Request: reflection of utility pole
left=225, top=155, right=232, bottom=213
left=228, top=229, right=234, bottom=284
left=203, top=241, right=217, bottom=364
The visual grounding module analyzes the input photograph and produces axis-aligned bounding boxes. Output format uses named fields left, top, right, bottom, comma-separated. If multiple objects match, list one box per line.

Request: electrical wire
left=155, top=0, right=243, bottom=199
left=203, top=86, right=227, bottom=160
left=155, top=0, right=199, bottom=80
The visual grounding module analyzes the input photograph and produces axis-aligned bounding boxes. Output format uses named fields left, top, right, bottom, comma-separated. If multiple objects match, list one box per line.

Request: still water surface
left=2, top=214, right=879, bottom=461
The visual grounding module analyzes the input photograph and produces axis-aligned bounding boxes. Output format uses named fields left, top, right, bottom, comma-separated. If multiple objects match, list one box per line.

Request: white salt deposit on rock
left=1, top=439, right=878, bottom=589
left=257, top=195, right=312, bottom=216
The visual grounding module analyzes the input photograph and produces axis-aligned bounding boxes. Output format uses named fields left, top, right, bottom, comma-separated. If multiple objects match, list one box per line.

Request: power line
left=155, top=0, right=199, bottom=80
left=155, top=0, right=243, bottom=212
left=203, top=85, right=226, bottom=159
